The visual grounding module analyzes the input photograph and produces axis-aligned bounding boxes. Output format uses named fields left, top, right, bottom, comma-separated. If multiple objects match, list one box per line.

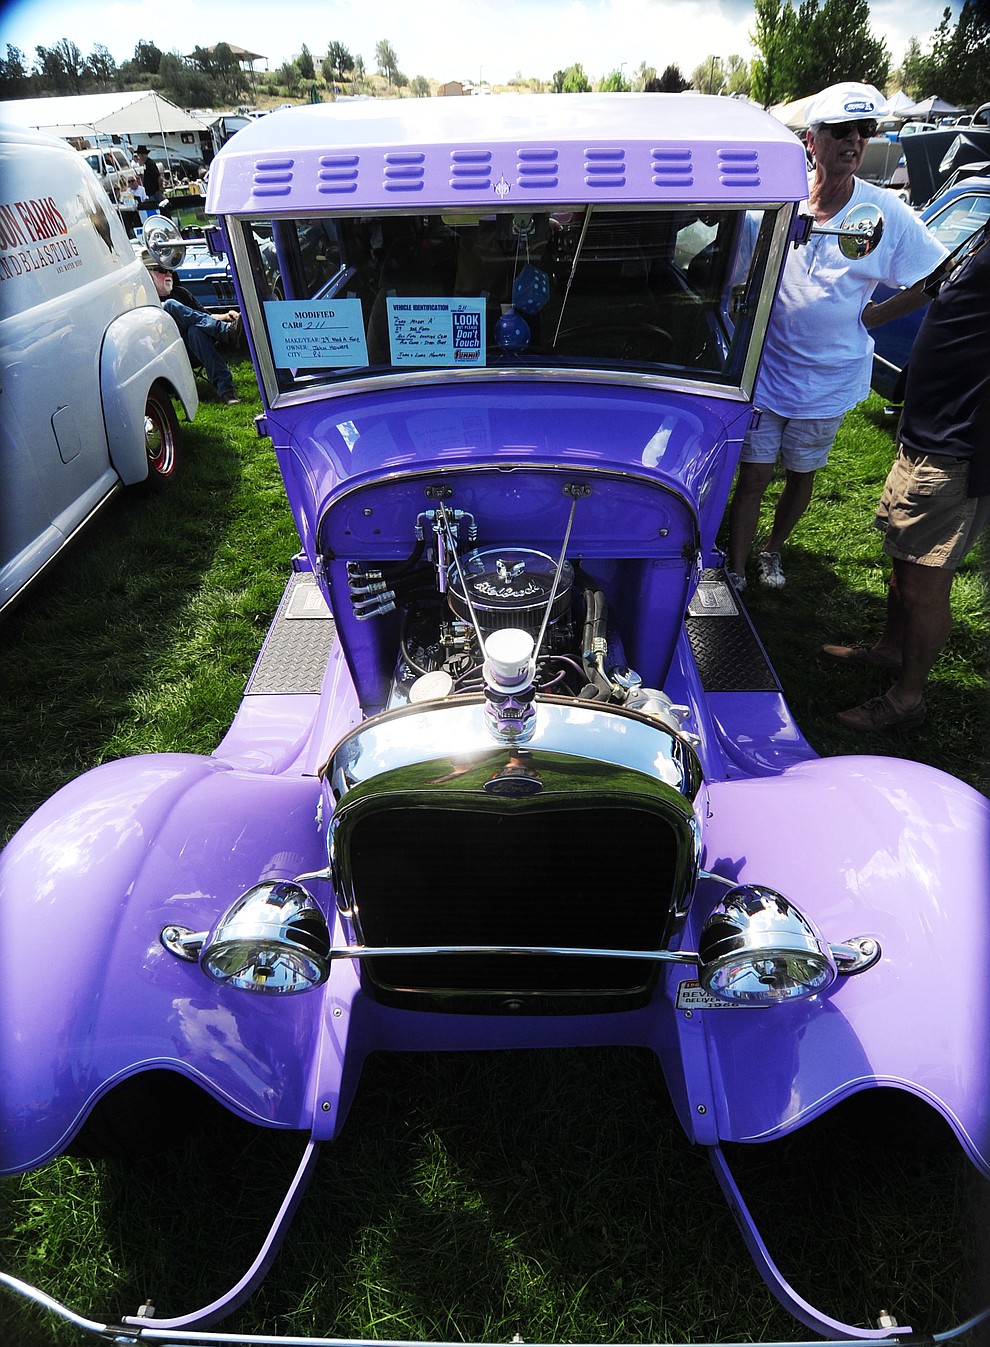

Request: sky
left=0, top=0, right=958, bottom=89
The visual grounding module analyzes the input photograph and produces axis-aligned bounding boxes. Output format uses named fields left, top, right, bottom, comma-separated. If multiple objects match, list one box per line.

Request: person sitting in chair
left=142, top=251, right=243, bottom=405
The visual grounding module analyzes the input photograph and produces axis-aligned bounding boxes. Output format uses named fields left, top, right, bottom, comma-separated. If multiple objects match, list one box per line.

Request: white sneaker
left=757, top=551, right=785, bottom=588
left=726, top=570, right=747, bottom=592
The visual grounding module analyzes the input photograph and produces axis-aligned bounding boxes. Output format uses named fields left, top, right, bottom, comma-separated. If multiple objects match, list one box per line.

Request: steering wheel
left=553, top=322, right=673, bottom=362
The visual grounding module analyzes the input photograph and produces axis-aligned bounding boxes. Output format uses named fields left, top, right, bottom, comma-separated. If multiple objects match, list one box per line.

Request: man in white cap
left=726, top=81, right=947, bottom=592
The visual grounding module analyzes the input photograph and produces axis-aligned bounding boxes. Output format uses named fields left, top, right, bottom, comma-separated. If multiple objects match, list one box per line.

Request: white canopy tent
left=898, top=94, right=966, bottom=120
left=768, top=93, right=819, bottom=130
left=0, top=91, right=210, bottom=139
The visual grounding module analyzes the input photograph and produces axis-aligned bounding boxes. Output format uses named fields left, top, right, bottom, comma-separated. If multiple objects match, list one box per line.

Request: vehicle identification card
left=387, top=297, right=486, bottom=366
left=266, top=298, right=369, bottom=367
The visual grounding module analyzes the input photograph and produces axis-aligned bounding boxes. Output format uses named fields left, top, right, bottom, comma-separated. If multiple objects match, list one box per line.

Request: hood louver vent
left=584, top=148, right=626, bottom=188
left=517, top=147, right=558, bottom=190
left=252, top=157, right=294, bottom=197
left=384, top=151, right=425, bottom=192
left=318, top=153, right=359, bottom=195
left=651, top=148, right=693, bottom=187
left=450, top=149, right=493, bottom=191
left=718, top=149, right=761, bottom=187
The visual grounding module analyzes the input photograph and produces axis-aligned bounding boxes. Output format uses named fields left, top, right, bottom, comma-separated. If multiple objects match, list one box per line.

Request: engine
left=347, top=527, right=693, bottom=740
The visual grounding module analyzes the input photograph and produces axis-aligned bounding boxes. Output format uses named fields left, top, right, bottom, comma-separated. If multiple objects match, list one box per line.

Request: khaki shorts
left=876, top=446, right=990, bottom=568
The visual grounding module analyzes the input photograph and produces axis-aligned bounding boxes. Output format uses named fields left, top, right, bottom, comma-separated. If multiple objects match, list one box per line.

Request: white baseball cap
left=805, top=82, right=888, bottom=125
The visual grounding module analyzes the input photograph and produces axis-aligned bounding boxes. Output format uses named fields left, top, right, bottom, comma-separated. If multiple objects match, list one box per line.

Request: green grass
left=0, top=379, right=987, bottom=1345
left=734, top=398, right=989, bottom=794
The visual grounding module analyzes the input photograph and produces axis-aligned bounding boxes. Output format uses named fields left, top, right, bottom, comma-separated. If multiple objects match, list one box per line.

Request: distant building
left=439, top=81, right=467, bottom=97
left=185, top=44, right=268, bottom=74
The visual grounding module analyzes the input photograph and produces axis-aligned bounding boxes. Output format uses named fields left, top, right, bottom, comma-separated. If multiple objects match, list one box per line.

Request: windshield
left=232, top=204, right=781, bottom=400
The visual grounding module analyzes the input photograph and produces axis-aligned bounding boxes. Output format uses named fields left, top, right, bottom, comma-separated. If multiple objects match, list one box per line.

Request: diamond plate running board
left=245, top=572, right=336, bottom=696
left=685, top=571, right=779, bottom=694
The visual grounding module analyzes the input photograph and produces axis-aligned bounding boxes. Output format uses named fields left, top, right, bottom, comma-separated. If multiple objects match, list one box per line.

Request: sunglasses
left=825, top=119, right=878, bottom=140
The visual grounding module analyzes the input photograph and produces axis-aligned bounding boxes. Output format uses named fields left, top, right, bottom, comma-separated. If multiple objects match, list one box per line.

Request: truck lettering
left=0, top=202, right=28, bottom=250
left=13, top=196, right=69, bottom=244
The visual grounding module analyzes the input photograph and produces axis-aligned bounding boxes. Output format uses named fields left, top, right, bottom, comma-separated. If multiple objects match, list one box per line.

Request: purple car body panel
left=1, top=94, right=986, bottom=1340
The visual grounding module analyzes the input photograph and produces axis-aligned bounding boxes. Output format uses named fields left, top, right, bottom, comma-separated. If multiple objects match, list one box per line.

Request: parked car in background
left=0, top=125, right=198, bottom=616
left=871, top=173, right=990, bottom=402
left=895, top=120, right=939, bottom=137
left=2, top=95, right=987, bottom=1344
left=77, top=144, right=137, bottom=199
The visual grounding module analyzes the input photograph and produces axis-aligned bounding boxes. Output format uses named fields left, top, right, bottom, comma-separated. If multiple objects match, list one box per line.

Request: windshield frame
left=225, top=199, right=794, bottom=411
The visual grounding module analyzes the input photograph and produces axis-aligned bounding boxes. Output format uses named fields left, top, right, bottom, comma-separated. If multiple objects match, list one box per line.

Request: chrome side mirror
left=142, top=213, right=187, bottom=271
left=808, top=204, right=884, bottom=259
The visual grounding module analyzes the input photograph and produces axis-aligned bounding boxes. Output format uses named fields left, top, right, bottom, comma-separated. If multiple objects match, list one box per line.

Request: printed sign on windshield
left=266, top=298, right=369, bottom=367
left=387, top=297, right=486, bottom=366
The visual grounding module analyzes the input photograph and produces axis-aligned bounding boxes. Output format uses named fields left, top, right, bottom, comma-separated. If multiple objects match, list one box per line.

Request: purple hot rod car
left=1, top=94, right=987, bottom=1343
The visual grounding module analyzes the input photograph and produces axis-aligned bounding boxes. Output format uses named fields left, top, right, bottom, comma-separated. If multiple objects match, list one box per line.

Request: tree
left=691, top=55, right=726, bottom=94
left=751, top=0, right=889, bottom=105
left=724, top=54, right=752, bottom=96
left=53, top=37, right=85, bottom=91
left=411, top=75, right=430, bottom=97
left=190, top=41, right=248, bottom=98
left=297, top=43, right=315, bottom=81
left=134, top=39, right=162, bottom=74
left=0, top=43, right=28, bottom=98
left=86, top=43, right=117, bottom=87
left=917, top=2, right=990, bottom=107
left=599, top=68, right=631, bottom=92
left=35, top=43, right=67, bottom=91
left=376, top=38, right=398, bottom=89
left=750, top=0, right=795, bottom=105
left=895, top=36, right=928, bottom=100
left=633, top=62, right=657, bottom=91
left=650, top=64, right=690, bottom=92
left=323, top=41, right=353, bottom=85
left=276, top=60, right=302, bottom=96
left=551, top=63, right=591, bottom=92
left=158, top=52, right=214, bottom=106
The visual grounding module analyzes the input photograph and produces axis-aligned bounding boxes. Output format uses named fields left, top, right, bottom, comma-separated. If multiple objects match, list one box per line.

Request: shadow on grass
left=0, top=414, right=243, bottom=841
left=718, top=395, right=987, bottom=794
left=5, top=1051, right=976, bottom=1346
left=738, top=543, right=989, bottom=796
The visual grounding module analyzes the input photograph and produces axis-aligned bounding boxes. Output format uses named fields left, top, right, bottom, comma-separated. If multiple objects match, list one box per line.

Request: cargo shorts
left=876, top=445, right=990, bottom=568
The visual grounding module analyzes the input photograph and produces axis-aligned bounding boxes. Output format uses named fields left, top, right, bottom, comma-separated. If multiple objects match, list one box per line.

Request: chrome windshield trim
left=226, top=202, right=793, bottom=410
left=261, top=366, right=756, bottom=414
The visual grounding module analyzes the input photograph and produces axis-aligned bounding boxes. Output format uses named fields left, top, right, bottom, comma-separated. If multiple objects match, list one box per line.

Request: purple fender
left=0, top=754, right=332, bottom=1174
left=684, top=753, right=990, bottom=1174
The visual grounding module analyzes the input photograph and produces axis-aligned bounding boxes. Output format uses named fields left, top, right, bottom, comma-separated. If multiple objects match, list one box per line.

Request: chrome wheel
left=144, top=381, right=179, bottom=480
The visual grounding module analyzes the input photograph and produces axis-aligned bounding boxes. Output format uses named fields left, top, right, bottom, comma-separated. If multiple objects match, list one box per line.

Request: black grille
left=348, top=805, right=680, bottom=1008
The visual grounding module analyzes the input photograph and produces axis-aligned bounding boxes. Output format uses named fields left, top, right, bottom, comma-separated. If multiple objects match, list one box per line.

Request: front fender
left=0, top=754, right=328, bottom=1174
left=693, top=755, right=989, bottom=1173
left=100, top=307, right=198, bottom=484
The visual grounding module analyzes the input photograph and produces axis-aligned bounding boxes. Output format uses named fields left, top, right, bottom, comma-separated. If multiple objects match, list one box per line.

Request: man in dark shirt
left=135, top=146, right=161, bottom=204
left=821, top=222, right=990, bottom=730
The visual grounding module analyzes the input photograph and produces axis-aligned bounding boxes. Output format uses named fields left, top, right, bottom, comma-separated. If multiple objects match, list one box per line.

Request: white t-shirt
left=755, top=176, right=948, bottom=418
